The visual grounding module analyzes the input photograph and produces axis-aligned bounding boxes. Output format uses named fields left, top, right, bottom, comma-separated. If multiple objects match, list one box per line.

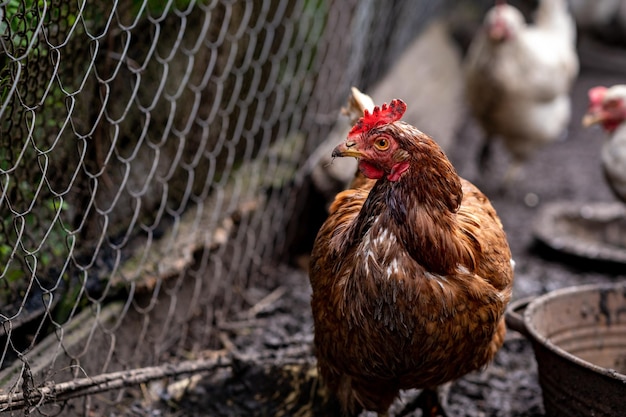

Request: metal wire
left=0, top=0, right=439, bottom=414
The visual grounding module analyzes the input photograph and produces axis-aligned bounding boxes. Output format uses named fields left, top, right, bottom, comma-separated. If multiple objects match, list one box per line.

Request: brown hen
left=309, top=99, right=514, bottom=416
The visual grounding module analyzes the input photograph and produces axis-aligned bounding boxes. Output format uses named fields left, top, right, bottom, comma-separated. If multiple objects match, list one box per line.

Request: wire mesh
left=0, top=0, right=440, bottom=414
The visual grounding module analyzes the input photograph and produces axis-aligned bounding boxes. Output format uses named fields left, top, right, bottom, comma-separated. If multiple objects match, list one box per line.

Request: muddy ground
left=2, top=4, right=625, bottom=417
left=145, top=52, right=626, bottom=417
left=88, top=18, right=626, bottom=417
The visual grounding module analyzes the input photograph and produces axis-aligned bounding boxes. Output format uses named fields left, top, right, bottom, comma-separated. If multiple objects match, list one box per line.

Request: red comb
left=588, top=86, right=607, bottom=106
left=348, top=99, right=407, bottom=139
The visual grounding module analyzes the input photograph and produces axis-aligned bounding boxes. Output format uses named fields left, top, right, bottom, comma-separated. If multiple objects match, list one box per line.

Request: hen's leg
left=396, top=386, right=449, bottom=417
left=478, top=136, right=493, bottom=174
left=419, top=386, right=449, bottom=417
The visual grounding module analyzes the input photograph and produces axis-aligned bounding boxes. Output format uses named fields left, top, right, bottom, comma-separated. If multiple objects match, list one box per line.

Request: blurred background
left=0, top=0, right=625, bottom=415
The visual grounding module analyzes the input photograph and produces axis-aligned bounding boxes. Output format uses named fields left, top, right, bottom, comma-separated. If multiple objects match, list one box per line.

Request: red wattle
left=358, top=160, right=384, bottom=180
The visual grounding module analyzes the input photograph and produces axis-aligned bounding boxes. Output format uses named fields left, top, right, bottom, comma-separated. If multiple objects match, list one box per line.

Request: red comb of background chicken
left=588, top=86, right=608, bottom=106
left=348, top=99, right=407, bottom=139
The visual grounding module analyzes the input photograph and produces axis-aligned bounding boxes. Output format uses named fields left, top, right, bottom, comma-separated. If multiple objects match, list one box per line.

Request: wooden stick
left=0, top=351, right=229, bottom=412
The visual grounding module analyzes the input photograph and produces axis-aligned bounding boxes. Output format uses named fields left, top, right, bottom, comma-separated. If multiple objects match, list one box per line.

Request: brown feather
left=309, top=120, right=514, bottom=415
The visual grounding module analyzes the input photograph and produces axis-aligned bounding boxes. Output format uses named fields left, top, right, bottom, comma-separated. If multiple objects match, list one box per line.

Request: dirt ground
left=4, top=5, right=626, bottom=417
left=90, top=18, right=626, bottom=417
left=441, top=60, right=626, bottom=417
left=146, top=57, right=626, bottom=417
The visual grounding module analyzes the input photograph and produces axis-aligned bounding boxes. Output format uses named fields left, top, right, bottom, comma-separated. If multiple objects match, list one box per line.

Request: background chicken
left=464, top=0, right=579, bottom=185
left=569, top=0, right=626, bottom=44
left=308, top=99, right=514, bottom=416
left=582, top=85, right=626, bottom=203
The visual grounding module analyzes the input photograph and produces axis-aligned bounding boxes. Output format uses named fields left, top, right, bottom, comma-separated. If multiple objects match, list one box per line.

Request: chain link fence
left=0, top=0, right=441, bottom=414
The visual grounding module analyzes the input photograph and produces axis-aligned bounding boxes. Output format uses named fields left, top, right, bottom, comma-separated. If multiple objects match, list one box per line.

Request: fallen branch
left=242, top=286, right=287, bottom=319
left=0, top=340, right=315, bottom=413
left=0, top=350, right=230, bottom=412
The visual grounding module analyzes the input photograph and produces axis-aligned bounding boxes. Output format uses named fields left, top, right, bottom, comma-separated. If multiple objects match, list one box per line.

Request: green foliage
left=0, top=178, right=71, bottom=307
left=1, top=0, right=43, bottom=55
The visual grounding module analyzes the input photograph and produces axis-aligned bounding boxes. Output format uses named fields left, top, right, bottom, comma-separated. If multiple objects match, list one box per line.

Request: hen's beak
left=332, top=141, right=363, bottom=158
left=582, top=112, right=603, bottom=127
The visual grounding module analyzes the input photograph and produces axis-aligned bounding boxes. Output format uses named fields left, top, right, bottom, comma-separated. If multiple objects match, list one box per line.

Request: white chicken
left=583, top=85, right=626, bottom=203
left=464, top=0, right=579, bottom=185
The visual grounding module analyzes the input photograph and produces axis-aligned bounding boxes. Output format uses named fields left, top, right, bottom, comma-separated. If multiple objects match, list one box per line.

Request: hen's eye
left=375, top=138, right=390, bottom=150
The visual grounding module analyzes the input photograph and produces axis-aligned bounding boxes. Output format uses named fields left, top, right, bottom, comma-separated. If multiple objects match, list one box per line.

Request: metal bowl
left=506, top=283, right=626, bottom=417
left=533, top=201, right=626, bottom=265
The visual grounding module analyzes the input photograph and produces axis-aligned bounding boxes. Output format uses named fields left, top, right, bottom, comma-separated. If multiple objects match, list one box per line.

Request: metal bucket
left=506, top=283, right=626, bottom=417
